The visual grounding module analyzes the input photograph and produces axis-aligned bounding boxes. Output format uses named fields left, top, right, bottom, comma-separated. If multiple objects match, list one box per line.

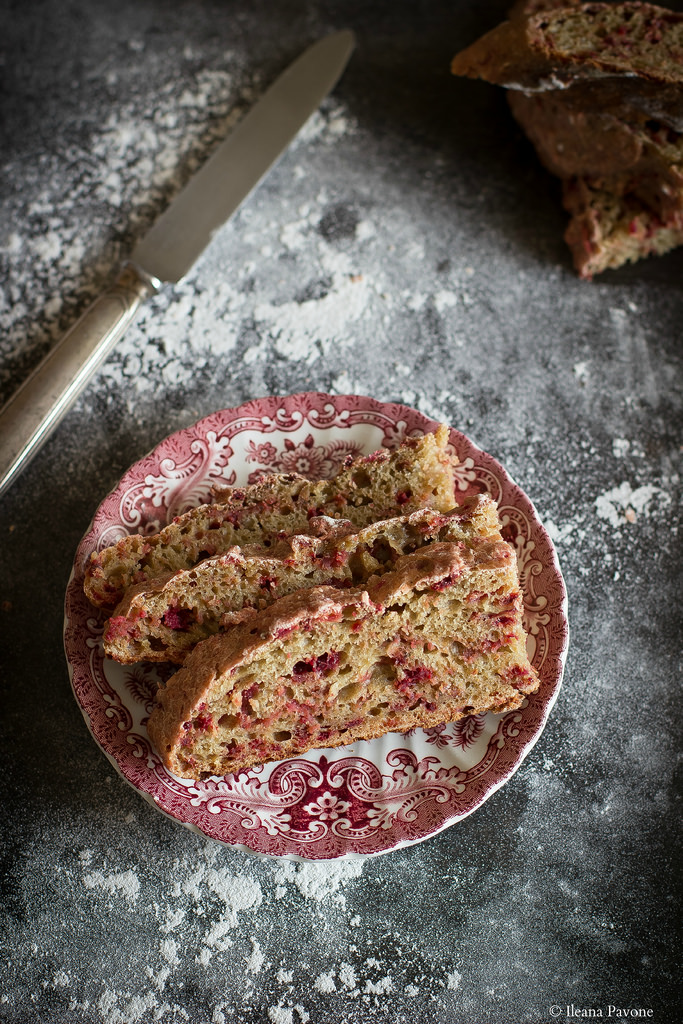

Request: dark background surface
left=1, top=2, right=681, bottom=1021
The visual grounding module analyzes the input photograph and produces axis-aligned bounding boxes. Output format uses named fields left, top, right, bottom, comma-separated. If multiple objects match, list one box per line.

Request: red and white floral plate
left=65, top=392, right=568, bottom=860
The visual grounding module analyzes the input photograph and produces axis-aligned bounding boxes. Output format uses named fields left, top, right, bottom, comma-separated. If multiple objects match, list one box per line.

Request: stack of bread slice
left=85, top=426, right=539, bottom=780
left=451, top=1, right=683, bottom=277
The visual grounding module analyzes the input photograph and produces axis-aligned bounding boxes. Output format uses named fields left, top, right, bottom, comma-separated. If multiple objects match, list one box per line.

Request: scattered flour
left=268, top=1005, right=309, bottom=1024
left=313, top=971, right=337, bottom=994
left=168, top=854, right=264, bottom=948
left=82, top=869, right=140, bottom=903
left=203, top=866, right=264, bottom=924
left=392, top=388, right=454, bottom=427
left=293, top=101, right=356, bottom=150
left=594, top=481, right=671, bottom=529
left=433, top=290, right=457, bottom=314
left=159, top=938, right=181, bottom=967
left=160, top=907, right=186, bottom=934
left=330, top=371, right=357, bottom=394
left=337, top=963, right=358, bottom=991
left=543, top=517, right=577, bottom=545
left=252, top=246, right=375, bottom=363
left=95, top=988, right=178, bottom=1024
left=446, top=969, right=462, bottom=991
left=245, top=939, right=266, bottom=975
left=363, top=976, right=395, bottom=995
left=270, top=858, right=364, bottom=903
left=253, top=275, right=369, bottom=362
left=1, top=68, right=365, bottom=406
left=573, top=361, right=590, bottom=382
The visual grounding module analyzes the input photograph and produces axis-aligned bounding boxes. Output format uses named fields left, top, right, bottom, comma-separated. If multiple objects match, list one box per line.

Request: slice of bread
left=147, top=539, right=539, bottom=780
left=84, top=425, right=457, bottom=610
left=508, top=91, right=683, bottom=221
left=562, top=175, right=683, bottom=277
left=451, top=2, right=683, bottom=275
left=451, top=3, right=683, bottom=92
left=103, top=495, right=501, bottom=665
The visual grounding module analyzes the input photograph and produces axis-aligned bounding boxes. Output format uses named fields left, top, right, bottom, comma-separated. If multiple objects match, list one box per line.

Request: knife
left=0, top=30, right=355, bottom=498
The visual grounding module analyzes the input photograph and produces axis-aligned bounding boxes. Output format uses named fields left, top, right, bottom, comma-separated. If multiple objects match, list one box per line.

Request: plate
left=64, top=392, right=568, bottom=860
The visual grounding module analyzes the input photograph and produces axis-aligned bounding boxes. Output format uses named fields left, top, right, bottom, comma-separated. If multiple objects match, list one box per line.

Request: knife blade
left=0, top=30, right=355, bottom=498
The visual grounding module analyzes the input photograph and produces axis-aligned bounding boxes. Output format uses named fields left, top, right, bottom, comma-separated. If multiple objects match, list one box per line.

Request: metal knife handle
left=0, top=262, right=159, bottom=498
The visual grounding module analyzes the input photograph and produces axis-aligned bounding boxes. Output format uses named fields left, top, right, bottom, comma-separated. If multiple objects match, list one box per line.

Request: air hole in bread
left=370, top=538, right=394, bottom=565
left=373, top=662, right=397, bottom=683
left=337, top=681, right=362, bottom=702
left=218, top=713, right=239, bottom=729
left=274, top=730, right=291, bottom=742
left=352, top=468, right=372, bottom=489
left=348, top=551, right=373, bottom=580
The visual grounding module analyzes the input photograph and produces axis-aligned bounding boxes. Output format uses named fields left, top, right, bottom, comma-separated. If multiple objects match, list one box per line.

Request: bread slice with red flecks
left=451, top=2, right=683, bottom=275
left=451, top=3, right=683, bottom=94
left=102, top=495, right=501, bottom=665
left=507, top=90, right=683, bottom=221
left=84, top=425, right=457, bottom=610
left=562, top=175, right=683, bottom=276
left=146, top=538, right=539, bottom=781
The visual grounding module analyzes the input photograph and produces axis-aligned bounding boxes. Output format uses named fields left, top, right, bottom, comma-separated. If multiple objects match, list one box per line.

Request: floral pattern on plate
left=64, top=392, right=568, bottom=860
